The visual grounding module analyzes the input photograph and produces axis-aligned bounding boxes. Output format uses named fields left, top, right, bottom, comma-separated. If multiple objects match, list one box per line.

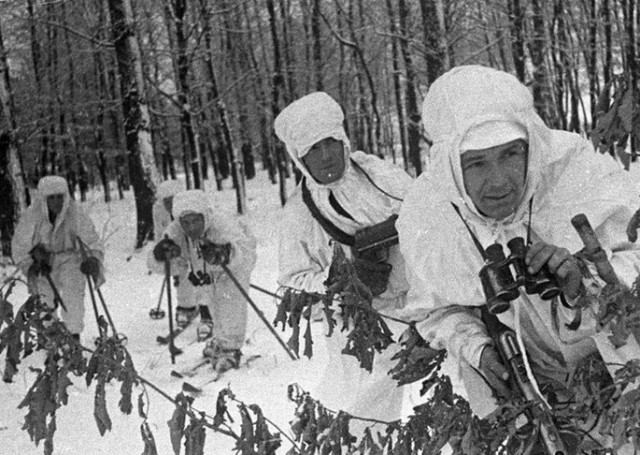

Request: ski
left=171, top=354, right=261, bottom=394
left=156, top=321, right=193, bottom=345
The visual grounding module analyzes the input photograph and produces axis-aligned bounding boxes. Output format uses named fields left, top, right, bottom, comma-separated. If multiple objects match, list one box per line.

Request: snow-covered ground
left=0, top=170, right=435, bottom=455
left=2, top=156, right=637, bottom=455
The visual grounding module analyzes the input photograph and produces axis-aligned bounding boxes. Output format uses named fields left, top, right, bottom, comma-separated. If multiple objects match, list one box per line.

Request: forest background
left=2, top=1, right=640, bottom=454
left=1, top=0, right=640, bottom=257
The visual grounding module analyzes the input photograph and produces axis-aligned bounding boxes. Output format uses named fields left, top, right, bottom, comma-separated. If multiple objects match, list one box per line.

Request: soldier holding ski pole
left=12, top=175, right=105, bottom=342
left=148, top=190, right=258, bottom=374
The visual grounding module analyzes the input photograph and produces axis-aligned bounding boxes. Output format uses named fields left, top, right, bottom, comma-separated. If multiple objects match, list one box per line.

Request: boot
left=197, top=320, right=214, bottom=341
left=202, top=338, right=242, bottom=374
left=176, top=306, right=198, bottom=328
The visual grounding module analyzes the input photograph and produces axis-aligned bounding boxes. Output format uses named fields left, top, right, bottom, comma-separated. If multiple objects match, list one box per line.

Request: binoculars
left=479, top=236, right=561, bottom=314
left=188, top=270, right=212, bottom=287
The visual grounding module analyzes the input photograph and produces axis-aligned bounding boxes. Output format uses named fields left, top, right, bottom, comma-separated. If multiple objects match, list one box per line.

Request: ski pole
left=221, top=264, right=298, bottom=361
left=75, top=236, right=108, bottom=338
left=149, top=277, right=167, bottom=319
left=250, top=283, right=281, bottom=300
left=164, top=257, right=182, bottom=363
left=42, top=271, right=68, bottom=312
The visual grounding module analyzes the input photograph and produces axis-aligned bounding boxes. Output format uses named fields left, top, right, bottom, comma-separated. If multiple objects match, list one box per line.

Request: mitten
left=80, top=256, right=101, bottom=280
left=153, top=238, right=182, bottom=262
left=353, top=258, right=392, bottom=297
left=29, top=244, right=52, bottom=276
left=200, top=241, right=231, bottom=266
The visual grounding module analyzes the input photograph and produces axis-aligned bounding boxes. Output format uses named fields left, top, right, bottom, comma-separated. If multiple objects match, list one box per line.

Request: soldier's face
left=46, top=193, right=65, bottom=217
left=301, top=138, right=346, bottom=184
left=461, top=139, right=528, bottom=220
left=179, top=213, right=205, bottom=240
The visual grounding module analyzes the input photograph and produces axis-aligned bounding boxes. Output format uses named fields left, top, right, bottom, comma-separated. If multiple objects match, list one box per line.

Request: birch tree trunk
left=106, top=0, right=159, bottom=248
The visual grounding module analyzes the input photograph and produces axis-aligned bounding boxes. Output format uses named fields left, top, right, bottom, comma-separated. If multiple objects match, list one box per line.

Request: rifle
left=483, top=309, right=570, bottom=455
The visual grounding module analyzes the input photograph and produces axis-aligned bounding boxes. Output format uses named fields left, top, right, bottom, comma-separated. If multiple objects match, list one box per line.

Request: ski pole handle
left=571, top=214, right=619, bottom=286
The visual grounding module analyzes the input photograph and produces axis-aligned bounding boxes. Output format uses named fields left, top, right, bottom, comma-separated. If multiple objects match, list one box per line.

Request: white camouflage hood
left=172, top=190, right=213, bottom=233
left=274, top=91, right=351, bottom=187
left=422, top=65, right=550, bottom=225
left=36, top=175, right=71, bottom=231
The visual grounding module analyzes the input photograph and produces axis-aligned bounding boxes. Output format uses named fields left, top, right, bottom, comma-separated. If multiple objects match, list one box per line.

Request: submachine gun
left=483, top=311, right=570, bottom=455
left=352, top=214, right=399, bottom=262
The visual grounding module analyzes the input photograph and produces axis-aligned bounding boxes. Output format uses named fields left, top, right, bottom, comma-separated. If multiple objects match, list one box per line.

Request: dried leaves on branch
left=274, top=245, right=395, bottom=371
left=4, top=262, right=640, bottom=453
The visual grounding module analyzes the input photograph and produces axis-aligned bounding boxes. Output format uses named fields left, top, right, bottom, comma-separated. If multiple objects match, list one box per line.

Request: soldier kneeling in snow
left=12, top=175, right=105, bottom=341
left=148, top=189, right=257, bottom=373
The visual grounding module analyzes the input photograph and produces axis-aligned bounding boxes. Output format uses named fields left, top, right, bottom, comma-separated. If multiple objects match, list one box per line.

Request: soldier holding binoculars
left=397, top=66, right=640, bottom=452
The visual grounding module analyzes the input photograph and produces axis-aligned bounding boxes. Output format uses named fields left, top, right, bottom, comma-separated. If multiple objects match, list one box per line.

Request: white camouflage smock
left=12, top=176, right=104, bottom=335
left=275, top=91, right=412, bottom=426
left=397, top=66, right=640, bottom=424
left=147, top=190, right=257, bottom=350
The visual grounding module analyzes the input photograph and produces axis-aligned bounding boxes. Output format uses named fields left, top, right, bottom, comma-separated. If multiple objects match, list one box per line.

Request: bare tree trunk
left=45, top=2, right=60, bottom=175
left=106, top=0, right=159, bottom=248
left=169, top=0, right=203, bottom=189
left=529, top=0, right=559, bottom=127
left=508, top=0, right=527, bottom=82
left=200, top=0, right=246, bottom=213
left=245, top=0, right=276, bottom=183
left=603, top=0, right=613, bottom=85
left=267, top=0, right=288, bottom=207
left=385, top=0, right=408, bottom=171
left=550, top=0, right=567, bottom=130
left=585, top=0, right=598, bottom=127
left=623, top=0, right=638, bottom=88
left=27, top=0, right=46, bottom=185
left=400, top=0, right=422, bottom=175
left=0, top=19, right=27, bottom=257
left=420, top=0, right=446, bottom=83
left=321, top=0, right=381, bottom=155
left=312, top=0, right=323, bottom=91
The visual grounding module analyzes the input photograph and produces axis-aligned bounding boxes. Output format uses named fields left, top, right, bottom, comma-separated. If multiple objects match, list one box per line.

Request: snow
left=0, top=171, right=433, bottom=454
left=4, top=156, right=635, bottom=454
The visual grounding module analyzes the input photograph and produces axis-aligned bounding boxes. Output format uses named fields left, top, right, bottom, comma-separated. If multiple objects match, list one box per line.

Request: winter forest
left=2, top=0, right=640, bottom=454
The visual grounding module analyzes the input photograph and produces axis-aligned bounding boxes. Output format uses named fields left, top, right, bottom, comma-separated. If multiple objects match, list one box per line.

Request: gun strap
left=300, top=159, right=402, bottom=246
left=301, top=178, right=355, bottom=246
